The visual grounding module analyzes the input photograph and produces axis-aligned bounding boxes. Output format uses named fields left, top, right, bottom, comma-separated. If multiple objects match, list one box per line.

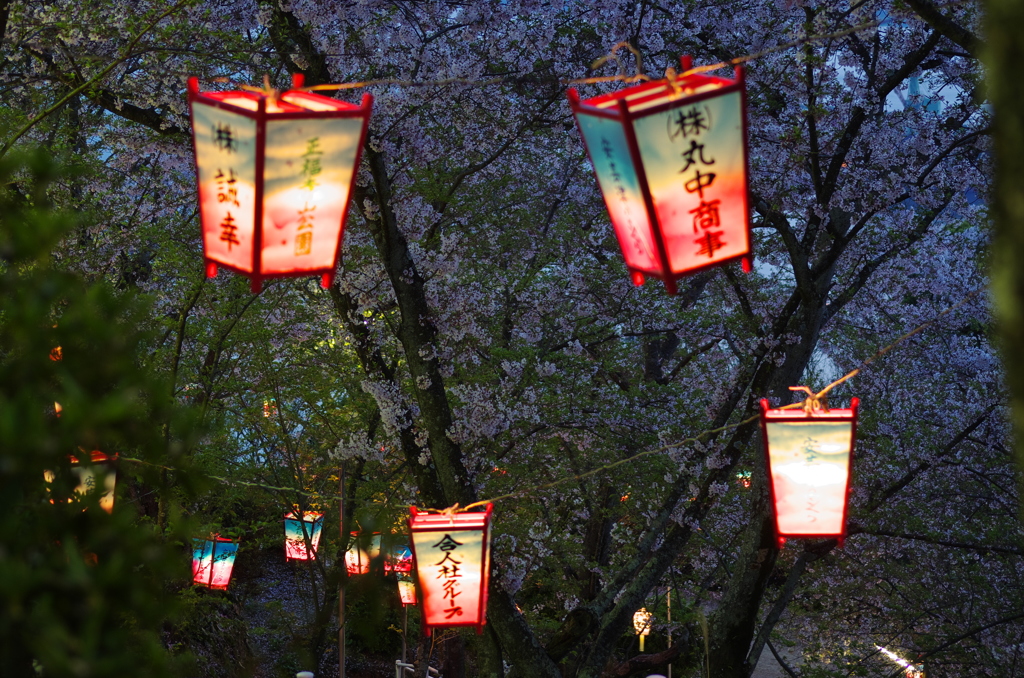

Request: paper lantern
left=397, top=571, right=417, bottom=606
left=44, top=450, right=117, bottom=514
left=568, top=56, right=752, bottom=294
left=759, top=398, right=859, bottom=547
left=408, top=504, right=493, bottom=635
left=192, top=534, right=239, bottom=589
left=345, top=532, right=382, bottom=575
left=633, top=607, right=653, bottom=652
left=187, top=74, right=373, bottom=292
left=284, top=511, right=323, bottom=561
left=386, top=539, right=413, bottom=574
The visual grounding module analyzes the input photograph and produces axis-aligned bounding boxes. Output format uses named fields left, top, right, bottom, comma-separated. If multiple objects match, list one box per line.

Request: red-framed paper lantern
left=284, top=511, right=324, bottom=561
left=385, top=539, right=413, bottom=574
left=192, top=534, right=239, bottom=589
left=759, top=398, right=859, bottom=547
left=408, top=504, right=493, bottom=635
left=345, top=531, right=382, bottom=575
left=568, top=56, right=752, bottom=294
left=187, top=74, right=373, bottom=292
left=44, top=450, right=118, bottom=514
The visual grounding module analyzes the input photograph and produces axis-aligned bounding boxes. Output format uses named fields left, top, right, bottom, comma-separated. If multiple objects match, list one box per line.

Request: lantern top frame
left=187, top=73, right=373, bottom=293
left=759, top=397, right=860, bottom=547
left=567, top=56, right=752, bottom=293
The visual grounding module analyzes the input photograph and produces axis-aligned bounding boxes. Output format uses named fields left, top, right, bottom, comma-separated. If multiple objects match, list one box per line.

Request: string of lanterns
left=40, top=37, right=982, bottom=643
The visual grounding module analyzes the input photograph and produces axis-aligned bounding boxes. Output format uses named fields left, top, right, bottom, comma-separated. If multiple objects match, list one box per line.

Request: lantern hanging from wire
left=187, top=74, right=373, bottom=293
left=633, top=607, right=653, bottom=652
left=284, top=511, right=324, bottom=561
left=385, top=539, right=413, bottom=574
left=759, top=393, right=859, bottom=547
left=345, top=532, right=382, bottom=575
left=44, top=450, right=118, bottom=514
left=397, top=571, right=417, bottom=606
left=568, top=56, right=752, bottom=294
left=408, top=504, right=493, bottom=635
left=192, top=534, right=239, bottom=589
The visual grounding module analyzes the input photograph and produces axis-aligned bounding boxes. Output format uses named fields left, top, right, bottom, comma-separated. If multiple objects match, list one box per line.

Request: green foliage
left=0, top=151, right=194, bottom=676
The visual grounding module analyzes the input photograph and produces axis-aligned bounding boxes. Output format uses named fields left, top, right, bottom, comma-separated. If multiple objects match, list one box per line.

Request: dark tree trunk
left=984, top=0, right=1024, bottom=520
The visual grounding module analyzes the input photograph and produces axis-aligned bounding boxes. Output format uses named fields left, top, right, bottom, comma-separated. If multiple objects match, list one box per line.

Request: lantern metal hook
left=789, top=385, right=828, bottom=414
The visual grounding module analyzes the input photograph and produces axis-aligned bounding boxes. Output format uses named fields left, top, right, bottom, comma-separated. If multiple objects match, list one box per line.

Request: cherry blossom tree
left=0, top=1, right=1016, bottom=677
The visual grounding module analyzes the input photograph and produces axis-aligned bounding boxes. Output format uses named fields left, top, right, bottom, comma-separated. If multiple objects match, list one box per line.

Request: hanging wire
left=121, top=285, right=986, bottom=511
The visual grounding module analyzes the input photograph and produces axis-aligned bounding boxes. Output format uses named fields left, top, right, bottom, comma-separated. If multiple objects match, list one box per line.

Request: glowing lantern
left=759, top=397, right=859, bottom=547
left=386, top=539, right=413, bottom=574
left=192, top=534, right=239, bottom=589
left=408, top=504, right=493, bottom=635
left=633, top=607, right=652, bottom=652
left=284, top=511, right=323, bottom=561
left=397, top=571, right=417, bottom=606
left=568, top=56, right=752, bottom=294
left=187, top=74, right=373, bottom=292
left=345, top=532, right=382, bottom=575
left=44, top=451, right=118, bottom=514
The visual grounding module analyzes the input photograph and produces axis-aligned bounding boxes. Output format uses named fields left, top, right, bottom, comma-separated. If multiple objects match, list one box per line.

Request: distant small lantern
left=386, top=540, right=413, bottom=574
left=759, top=396, right=859, bottom=547
left=284, top=511, right=324, bottom=561
left=568, top=56, right=752, bottom=294
left=408, top=504, right=493, bottom=635
left=397, top=571, right=417, bottom=606
left=192, top=534, right=239, bottom=589
left=633, top=607, right=652, bottom=652
left=187, top=74, right=373, bottom=292
left=44, top=450, right=118, bottom=514
left=345, top=532, right=382, bottom=575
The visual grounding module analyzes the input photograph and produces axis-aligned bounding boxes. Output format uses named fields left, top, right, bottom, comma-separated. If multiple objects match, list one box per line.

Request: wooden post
left=339, top=463, right=346, bottom=678
left=402, top=604, right=408, bottom=664
left=667, top=588, right=672, bottom=678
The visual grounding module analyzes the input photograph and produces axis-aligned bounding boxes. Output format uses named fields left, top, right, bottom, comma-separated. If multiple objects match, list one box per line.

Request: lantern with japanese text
left=192, top=534, right=239, bottom=589
left=44, top=450, right=118, bottom=514
left=408, top=504, right=493, bottom=635
left=568, top=56, right=751, bottom=294
left=345, top=532, right=382, bottom=575
left=188, top=74, right=373, bottom=292
left=633, top=607, right=653, bottom=652
left=759, top=397, right=859, bottom=547
left=284, top=511, right=323, bottom=561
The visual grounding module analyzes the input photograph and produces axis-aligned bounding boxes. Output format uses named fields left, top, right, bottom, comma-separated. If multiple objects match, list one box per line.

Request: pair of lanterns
left=188, top=58, right=750, bottom=294
left=44, top=451, right=118, bottom=514
left=193, top=511, right=323, bottom=591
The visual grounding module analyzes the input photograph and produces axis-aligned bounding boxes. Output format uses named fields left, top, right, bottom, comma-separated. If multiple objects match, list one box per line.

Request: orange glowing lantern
left=284, top=511, right=323, bottom=561
left=408, top=504, right=493, bottom=635
left=759, top=397, right=859, bottom=547
left=345, top=532, right=382, bottom=575
left=192, top=534, right=239, bottom=589
left=397, top=571, right=417, bottom=606
left=187, top=74, right=373, bottom=292
left=44, top=450, right=118, bottom=514
left=568, top=56, right=752, bottom=294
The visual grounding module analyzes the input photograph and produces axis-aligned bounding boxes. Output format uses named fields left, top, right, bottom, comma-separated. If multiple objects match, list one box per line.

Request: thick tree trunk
left=983, top=0, right=1024, bottom=520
